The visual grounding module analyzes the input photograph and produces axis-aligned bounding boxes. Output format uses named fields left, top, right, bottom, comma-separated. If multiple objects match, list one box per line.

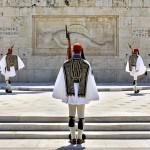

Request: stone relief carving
left=38, top=24, right=114, bottom=49
left=33, top=16, right=118, bottom=56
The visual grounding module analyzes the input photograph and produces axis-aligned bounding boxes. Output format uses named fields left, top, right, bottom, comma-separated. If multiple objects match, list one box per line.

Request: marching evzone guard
left=52, top=43, right=99, bottom=144
left=126, top=48, right=146, bottom=93
left=0, top=46, right=25, bottom=93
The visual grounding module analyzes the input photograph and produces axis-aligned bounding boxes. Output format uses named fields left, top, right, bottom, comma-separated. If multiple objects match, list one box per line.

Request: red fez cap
left=7, top=48, right=13, bottom=54
left=73, top=43, right=82, bottom=54
left=133, top=48, right=139, bottom=53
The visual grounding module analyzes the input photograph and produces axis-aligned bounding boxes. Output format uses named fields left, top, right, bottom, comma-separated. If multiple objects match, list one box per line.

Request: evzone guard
left=126, top=45, right=147, bottom=93
left=52, top=26, right=99, bottom=144
left=0, top=46, right=25, bottom=93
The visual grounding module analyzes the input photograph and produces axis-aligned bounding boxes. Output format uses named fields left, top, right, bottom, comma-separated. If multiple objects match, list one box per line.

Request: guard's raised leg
left=5, top=76, right=12, bottom=93
left=133, top=75, right=139, bottom=94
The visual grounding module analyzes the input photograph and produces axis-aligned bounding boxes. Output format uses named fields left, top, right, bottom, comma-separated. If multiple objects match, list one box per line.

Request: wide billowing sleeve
left=0, top=55, right=7, bottom=76
left=136, top=55, right=146, bottom=75
left=85, top=63, right=99, bottom=101
left=125, top=61, right=130, bottom=72
left=17, top=56, right=25, bottom=70
left=52, top=67, right=67, bottom=101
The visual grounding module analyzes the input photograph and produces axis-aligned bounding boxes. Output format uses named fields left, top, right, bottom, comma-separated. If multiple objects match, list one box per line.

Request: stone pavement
left=0, top=89, right=150, bottom=117
left=0, top=139, right=150, bottom=150
left=0, top=84, right=150, bottom=149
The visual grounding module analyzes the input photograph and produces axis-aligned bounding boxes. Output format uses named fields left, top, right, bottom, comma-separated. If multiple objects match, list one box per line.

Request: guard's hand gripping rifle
left=65, top=25, right=72, bottom=59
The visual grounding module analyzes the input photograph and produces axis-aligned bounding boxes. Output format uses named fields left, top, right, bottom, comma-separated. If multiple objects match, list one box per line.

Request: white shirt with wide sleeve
left=126, top=55, right=146, bottom=77
left=0, top=55, right=25, bottom=78
left=52, top=60, right=99, bottom=105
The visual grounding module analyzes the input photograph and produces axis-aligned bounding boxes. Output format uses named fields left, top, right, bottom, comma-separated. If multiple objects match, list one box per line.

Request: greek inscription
left=0, top=26, right=19, bottom=36
left=132, top=28, right=150, bottom=38
left=112, top=0, right=128, bottom=7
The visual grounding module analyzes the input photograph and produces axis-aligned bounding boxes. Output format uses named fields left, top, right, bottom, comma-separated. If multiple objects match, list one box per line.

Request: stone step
left=1, top=131, right=150, bottom=139
left=1, top=85, right=150, bottom=92
left=1, top=116, right=150, bottom=123
left=0, top=123, right=150, bottom=131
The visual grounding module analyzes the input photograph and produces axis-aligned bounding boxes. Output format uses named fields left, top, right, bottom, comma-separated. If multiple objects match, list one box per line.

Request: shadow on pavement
left=126, top=93, right=148, bottom=96
left=56, top=143, right=85, bottom=150
left=0, top=91, right=48, bottom=95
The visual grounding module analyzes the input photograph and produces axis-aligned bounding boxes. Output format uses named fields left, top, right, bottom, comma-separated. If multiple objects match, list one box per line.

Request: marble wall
left=0, top=0, right=150, bottom=83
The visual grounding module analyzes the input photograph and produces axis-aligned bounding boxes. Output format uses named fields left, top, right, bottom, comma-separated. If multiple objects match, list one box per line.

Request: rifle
left=128, top=43, right=134, bottom=53
left=81, top=48, right=85, bottom=60
left=65, top=25, right=72, bottom=59
left=10, top=44, right=14, bottom=50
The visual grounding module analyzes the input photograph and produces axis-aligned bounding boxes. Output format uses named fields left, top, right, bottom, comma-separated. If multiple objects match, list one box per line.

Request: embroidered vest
left=129, top=54, right=138, bottom=71
left=63, top=58, right=89, bottom=97
left=6, top=55, right=18, bottom=71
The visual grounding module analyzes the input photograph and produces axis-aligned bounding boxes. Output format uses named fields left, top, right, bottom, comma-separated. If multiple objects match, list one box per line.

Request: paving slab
left=0, top=139, right=150, bottom=149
